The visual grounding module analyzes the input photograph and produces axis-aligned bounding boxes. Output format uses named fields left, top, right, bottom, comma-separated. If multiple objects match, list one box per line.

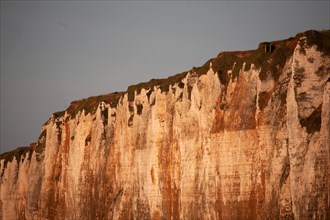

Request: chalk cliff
left=1, top=30, right=329, bottom=220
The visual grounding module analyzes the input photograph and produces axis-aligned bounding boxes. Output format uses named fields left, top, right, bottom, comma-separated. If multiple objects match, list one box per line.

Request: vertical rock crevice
left=0, top=30, right=329, bottom=220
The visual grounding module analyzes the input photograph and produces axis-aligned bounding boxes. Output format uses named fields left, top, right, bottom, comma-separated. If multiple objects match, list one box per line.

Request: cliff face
left=1, top=30, right=329, bottom=220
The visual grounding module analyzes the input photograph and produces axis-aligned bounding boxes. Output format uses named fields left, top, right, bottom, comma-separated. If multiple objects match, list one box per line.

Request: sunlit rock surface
left=1, top=30, right=329, bottom=220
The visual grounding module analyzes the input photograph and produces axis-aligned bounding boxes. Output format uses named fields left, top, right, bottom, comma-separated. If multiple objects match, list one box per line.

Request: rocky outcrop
left=1, top=30, right=329, bottom=220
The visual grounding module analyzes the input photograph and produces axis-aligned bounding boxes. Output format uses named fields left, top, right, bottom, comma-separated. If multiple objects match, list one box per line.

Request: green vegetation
left=1, top=30, right=327, bottom=173
left=189, top=39, right=296, bottom=84
left=55, top=38, right=294, bottom=118
left=207, top=32, right=305, bottom=82
left=66, top=92, right=124, bottom=119
left=192, top=59, right=213, bottom=76
left=0, top=146, right=33, bottom=175
left=126, top=71, right=188, bottom=102
left=47, top=30, right=329, bottom=123
left=303, top=30, right=330, bottom=56
left=53, top=110, right=66, bottom=118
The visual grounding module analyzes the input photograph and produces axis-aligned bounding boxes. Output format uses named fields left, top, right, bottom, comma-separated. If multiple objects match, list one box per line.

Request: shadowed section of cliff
left=0, top=30, right=329, bottom=220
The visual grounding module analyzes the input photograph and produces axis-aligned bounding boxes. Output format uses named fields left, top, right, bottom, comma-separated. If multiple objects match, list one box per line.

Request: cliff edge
left=1, top=30, right=329, bottom=219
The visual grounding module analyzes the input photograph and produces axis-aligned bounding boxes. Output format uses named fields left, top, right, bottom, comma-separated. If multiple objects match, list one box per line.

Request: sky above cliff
left=0, top=1, right=329, bottom=153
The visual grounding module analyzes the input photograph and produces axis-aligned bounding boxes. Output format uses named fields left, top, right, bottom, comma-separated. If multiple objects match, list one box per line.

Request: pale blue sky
left=1, top=1, right=329, bottom=153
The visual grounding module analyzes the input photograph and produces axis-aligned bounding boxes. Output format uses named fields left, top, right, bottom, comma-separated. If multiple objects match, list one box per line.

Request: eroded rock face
left=1, top=30, right=329, bottom=220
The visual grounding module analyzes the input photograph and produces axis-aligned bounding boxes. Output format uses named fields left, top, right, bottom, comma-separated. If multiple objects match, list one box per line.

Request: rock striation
left=1, top=30, right=329, bottom=220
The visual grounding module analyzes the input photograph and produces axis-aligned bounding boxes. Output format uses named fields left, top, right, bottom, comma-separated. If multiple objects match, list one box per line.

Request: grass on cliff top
left=54, top=71, right=189, bottom=119
left=0, top=146, right=34, bottom=172
left=210, top=35, right=298, bottom=82
left=64, top=92, right=125, bottom=118
left=50, top=30, right=329, bottom=120
left=126, top=71, right=188, bottom=102
left=0, top=131, right=45, bottom=167
left=303, top=29, right=330, bottom=56
left=209, top=30, right=329, bottom=82
left=1, top=30, right=328, bottom=166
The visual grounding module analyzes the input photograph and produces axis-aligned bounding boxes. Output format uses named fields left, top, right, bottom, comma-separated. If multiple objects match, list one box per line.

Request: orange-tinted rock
left=0, top=30, right=329, bottom=220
